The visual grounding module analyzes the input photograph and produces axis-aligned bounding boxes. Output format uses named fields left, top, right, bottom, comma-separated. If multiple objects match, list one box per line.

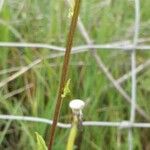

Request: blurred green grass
left=0, top=0, right=150, bottom=149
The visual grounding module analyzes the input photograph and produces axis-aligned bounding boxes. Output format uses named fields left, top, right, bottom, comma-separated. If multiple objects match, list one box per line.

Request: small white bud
left=69, top=99, right=85, bottom=115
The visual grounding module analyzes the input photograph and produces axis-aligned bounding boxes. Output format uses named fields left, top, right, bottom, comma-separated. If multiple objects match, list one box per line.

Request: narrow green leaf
left=35, top=132, right=48, bottom=150
left=68, top=0, right=75, bottom=18
left=61, top=79, right=71, bottom=98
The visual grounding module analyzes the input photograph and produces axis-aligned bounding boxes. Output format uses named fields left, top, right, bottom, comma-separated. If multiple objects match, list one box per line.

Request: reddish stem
left=48, top=0, right=81, bottom=149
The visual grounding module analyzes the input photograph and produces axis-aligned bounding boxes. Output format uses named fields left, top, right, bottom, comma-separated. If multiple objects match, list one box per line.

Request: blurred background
left=0, top=0, right=150, bottom=149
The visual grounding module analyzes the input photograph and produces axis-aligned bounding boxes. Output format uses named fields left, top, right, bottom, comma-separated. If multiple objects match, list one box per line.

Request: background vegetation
left=0, top=0, right=150, bottom=149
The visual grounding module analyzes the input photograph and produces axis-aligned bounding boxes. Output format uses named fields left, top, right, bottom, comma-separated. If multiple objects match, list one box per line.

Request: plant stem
left=48, top=0, right=81, bottom=149
left=66, top=116, right=78, bottom=150
left=75, top=119, right=83, bottom=150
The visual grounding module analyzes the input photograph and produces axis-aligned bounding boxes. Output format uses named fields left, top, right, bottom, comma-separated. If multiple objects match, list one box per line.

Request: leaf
left=35, top=132, right=48, bottom=150
left=61, top=79, right=71, bottom=98
left=68, top=8, right=74, bottom=18
left=68, top=0, right=75, bottom=18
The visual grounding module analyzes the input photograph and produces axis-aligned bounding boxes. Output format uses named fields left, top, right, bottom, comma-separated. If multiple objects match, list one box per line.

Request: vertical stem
left=75, top=120, right=83, bottom=150
left=48, top=0, right=81, bottom=149
left=66, top=116, right=78, bottom=150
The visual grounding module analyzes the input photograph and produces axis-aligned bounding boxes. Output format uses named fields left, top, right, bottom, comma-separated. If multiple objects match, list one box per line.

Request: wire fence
left=0, top=0, right=150, bottom=149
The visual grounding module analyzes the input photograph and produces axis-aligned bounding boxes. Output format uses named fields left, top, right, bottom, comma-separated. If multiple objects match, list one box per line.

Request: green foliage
left=35, top=132, right=48, bottom=150
left=68, top=0, right=75, bottom=18
left=0, top=0, right=150, bottom=149
left=61, top=79, right=71, bottom=98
